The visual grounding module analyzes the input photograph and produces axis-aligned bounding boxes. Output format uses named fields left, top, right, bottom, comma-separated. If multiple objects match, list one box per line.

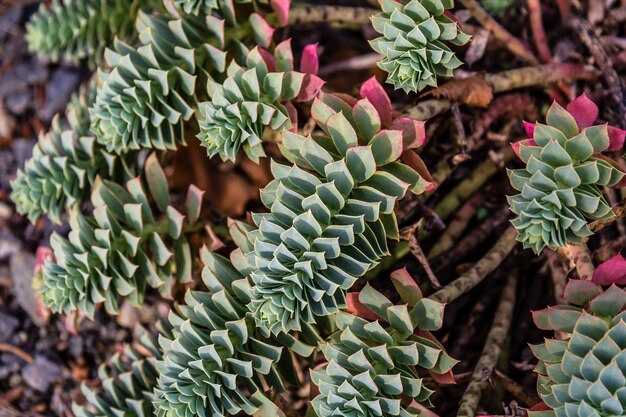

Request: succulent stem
left=427, top=226, right=517, bottom=304
left=456, top=271, right=517, bottom=417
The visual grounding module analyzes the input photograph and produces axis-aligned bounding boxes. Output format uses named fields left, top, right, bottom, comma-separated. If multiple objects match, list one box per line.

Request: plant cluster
left=12, top=0, right=626, bottom=417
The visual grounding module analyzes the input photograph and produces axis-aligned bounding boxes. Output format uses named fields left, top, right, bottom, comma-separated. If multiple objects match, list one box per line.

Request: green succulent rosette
left=41, top=154, right=203, bottom=318
left=73, top=324, right=171, bottom=417
left=11, top=87, right=136, bottom=225
left=90, top=11, right=228, bottom=153
left=530, top=279, right=626, bottom=417
left=370, top=0, right=470, bottom=92
left=197, top=40, right=323, bottom=163
left=229, top=78, right=434, bottom=335
left=312, top=273, right=457, bottom=417
left=25, top=0, right=154, bottom=67
left=154, top=247, right=300, bottom=417
left=508, top=96, right=626, bottom=254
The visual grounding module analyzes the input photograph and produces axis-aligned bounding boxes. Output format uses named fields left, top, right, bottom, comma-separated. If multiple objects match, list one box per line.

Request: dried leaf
left=423, top=75, right=494, bottom=108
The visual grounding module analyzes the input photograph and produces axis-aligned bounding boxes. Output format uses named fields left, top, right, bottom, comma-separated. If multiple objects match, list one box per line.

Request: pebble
left=21, top=355, right=64, bottom=392
left=0, top=311, right=18, bottom=342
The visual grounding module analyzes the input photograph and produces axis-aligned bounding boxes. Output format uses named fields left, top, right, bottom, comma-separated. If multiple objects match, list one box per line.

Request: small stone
left=0, top=311, right=18, bottom=342
left=21, top=355, right=64, bottom=392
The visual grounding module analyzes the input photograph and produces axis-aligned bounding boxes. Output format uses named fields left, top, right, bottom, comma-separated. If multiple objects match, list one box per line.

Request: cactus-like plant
left=25, top=0, right=153, bottom=67
left=154, top=247, right=291, bottom=417
left=90, top=11, right=228, bottom=153
left=73, top=324, right=170, bottom=417
left=11, top=87, right=135, bottom=225
left=312, top=270, right=457, bottom=417
left=41, top=154, right=203, bottom=318
left=369, top=0, right=470, bottom=93
left=197, top=40, right=323, bottom=162
left=530, top=279, right=626, bottom=417
left=508, top=95, right=626, bottom=254
left=229, top=78, right=434, bottom=335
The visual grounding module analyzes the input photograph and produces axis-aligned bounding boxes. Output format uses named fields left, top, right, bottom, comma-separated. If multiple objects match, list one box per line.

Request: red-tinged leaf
left=390, top=268, right=423, bottom=307
left=270, top=0, right=290, bottom=26
left=64, top=310, right=82, bottom=335
left=249, top=14, right=274, bottom=48
left=300, top=43, right=319, bottom=75
left=592, top=251, right=626, bottom=285
left=346, top=292, right=381, bottom=321
left=284, top=101, right=298, bottom=131
left=297, top=74, right=325, bottom=102
left=400, top=150, right=436, bottom=190
left=529, top=402, right=551, bottom=411
left=360, top=76, right=393, bottom=127
left=416, top=330, right=456, bottom=385
left=523, top=120, right=536, bottom=137
left=391, top=117, right=426, bottom=149
left=566, top=93, right=598, bottom=130
left=35, top=246, right=53, bottom=273
left=607, top=125, right=625, bottom=151
left=274, top=39, right=294, bottom=71
left=406, top=400, right=440, bottom=417
left=204, top=226, right=225, bottom=251
left=258, top=47, right=276, bottom=72
left=511, top=138, right=539, bottom=159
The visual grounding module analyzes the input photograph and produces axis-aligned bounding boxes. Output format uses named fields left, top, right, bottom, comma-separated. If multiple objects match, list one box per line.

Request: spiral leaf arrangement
left=197, top=40, right=323, bottom=162
left=11, top=87, right=136, bottom=225
left=25, top=0, right=152, bottom=67
left=41, top=154, right=204, bottom=318
left=90, top=11, right=229, bottom=153
left=312, top=270, right=457, bottom=417
left=508, top=95, right=626, bottom=253
left=531, top=279, right=626, bottom=417
left=370, top=0, right=470, bottom=92
left=73, top=324, right=170, bottom=417
left=229, top=77, right=433, bottom=335
left=154, top=248, right=291, bottom=417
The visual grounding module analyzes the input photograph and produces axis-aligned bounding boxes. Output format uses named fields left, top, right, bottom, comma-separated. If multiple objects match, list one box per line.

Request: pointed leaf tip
left=270, top=0, right=291, bottom=26
left=300, top=43, right=319, bottom=75
left=592, top=251, right=626, bottom=285
left=566, top=93, right=599, bottom=130
left=607, top=125, right=626, bottom=151
left=522, top=120, right=536, bottom=138
left=249, top=14, right=275, bottom=48
left=360, top=77, right=393, bottom=126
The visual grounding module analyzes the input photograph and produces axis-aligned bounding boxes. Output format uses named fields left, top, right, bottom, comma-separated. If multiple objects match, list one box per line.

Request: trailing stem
left=456, top=271, right=518, bottom=417
left=428, top=227, right=518, bottom=304
left=288, top=5, right=376, bottom=25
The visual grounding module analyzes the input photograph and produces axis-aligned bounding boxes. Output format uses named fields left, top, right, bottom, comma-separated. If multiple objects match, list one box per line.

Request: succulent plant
left=312, top=270, right=457, bottom=417
left=25, top=0, right=153, bottom=67
left=11, top=87, right=136, bottom=225
left=73, top=324, right=170, bottom=417
left=228, top=78, right=434, bottom=335
left=530, top=279, right=626, bottom=417
left=508, top=95, right=626, bottom=254
left=154, top=247, right=291, bottom=417
left=369, top=0, right=470, bottom=93
left=197, top=40, right=323, bottom=162
left=90, top=11, right=229, bottom=153
left=41, top=154, right=203, bottom=318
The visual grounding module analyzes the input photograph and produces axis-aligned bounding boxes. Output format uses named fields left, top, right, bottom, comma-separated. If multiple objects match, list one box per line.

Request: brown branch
left=457, top=271, right=518, bottom=417
left=428, top=227, right=518, bottom=304
left=589, top=198, right=626, bottom=232
left=458, top=0, right=539, bottom=65
left=527, top=0, right=553, bottom=63
left=0, top=343, right=33, bottom=363
left=494, top=370, right=540, bottom=407
left=567, top=16, right=626, bottom=129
